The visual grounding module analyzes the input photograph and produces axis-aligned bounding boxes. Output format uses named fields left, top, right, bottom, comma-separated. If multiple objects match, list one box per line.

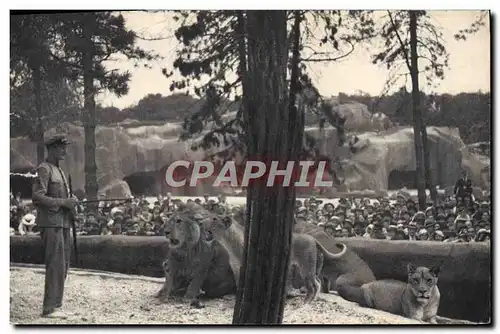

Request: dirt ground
left=9, top=266, right=434, bottom=325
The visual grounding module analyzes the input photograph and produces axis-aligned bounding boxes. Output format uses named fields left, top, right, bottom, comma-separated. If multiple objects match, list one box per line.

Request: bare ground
left=9, top=266, right=435, bottom=325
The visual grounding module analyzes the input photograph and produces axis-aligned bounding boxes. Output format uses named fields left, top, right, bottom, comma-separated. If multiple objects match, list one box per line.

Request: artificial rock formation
left=332, top=101, right=394, bottom=132
left=9, top=122, right=341, bottom=196
left=339, top=126, right=489, bottom=191
left=10, top=112, right=488, bottom=196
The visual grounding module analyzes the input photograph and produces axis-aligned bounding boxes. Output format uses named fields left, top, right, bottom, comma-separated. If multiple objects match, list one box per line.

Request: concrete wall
left=11, top=235, right=168, bottom=278
left=10, top=235, right=490, bottom=323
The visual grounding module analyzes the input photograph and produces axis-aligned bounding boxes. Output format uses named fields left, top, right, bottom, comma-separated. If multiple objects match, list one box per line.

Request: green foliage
left=165, top=10, right=379, bottom=154
left=10, top=13, right=81, bottom=139
left=301, top=11, right=376, bottom=62
left=46, top=12, right=160, bottom=97
left=369, top=10, right=488, bottom=104
left=10, top=77, right=80, bottom=139
left=371, top=11, right=449, bottom=91
left=454, top=11, right=489, bottom=41
left=10, top=11, right=163, bottom=146
left=10, top=14, right=67, bottom=87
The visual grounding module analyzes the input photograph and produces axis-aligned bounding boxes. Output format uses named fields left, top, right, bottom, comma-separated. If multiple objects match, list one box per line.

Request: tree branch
left=388, top=11, right=412, bottom=72
left=300, top=40, right=354, bottom=62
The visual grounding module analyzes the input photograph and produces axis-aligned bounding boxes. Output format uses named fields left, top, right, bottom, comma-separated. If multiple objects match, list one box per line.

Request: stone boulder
left=98, top=180, right=132, bottom=199
left=333, top=101, right=374, bottom=131
left=323, top=99, right=394, bottom=132
left=338, top=126, right=489, bottom=191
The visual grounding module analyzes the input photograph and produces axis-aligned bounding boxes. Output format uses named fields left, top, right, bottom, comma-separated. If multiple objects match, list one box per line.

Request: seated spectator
left=333, top=225, right=343, bottom=238
left=435, top=213, right=446, bottom=227
left=392, top=229, right=407, bottom=241
left=323, top=203, right=335, bottom=219
left=432, top=230, right=445, bottom=242
left=425, top=200, right=434, bottom=212
left=18, top=211, right=37, bottom=235
left=327, top=215, right=341, bottom=227
left=424, top=217, right=435, bottom=234
left=407, top=222, right=419, bottom=241
left=479, top=211, right=490, bottom=225
left=454, top=214, right=469, bottom=232
left=323, top=222, right=335, bottom=237
left=108, top=215, right=123, bottom=235
left=475, top=228, right=490, bottom=243
left=387, top=225, right=398, bottom=240
left=10, top=206, right=20, bottom=230
left=343, top=218, right=354, bottom=236
left=381, top=210, right=392, bottom=228
left=352, top=221, right=365, bottom=237
left=315, top=210, right=326, bottom=225
left=412, top=211, right=426, bottom=224
left=371, top=221, right=386, bottom=240
left=418, top=229, right=429, bottom=241
left=454, top=228, right=470, bottom=243
left=296, top=206, right=307, bottom=220
left=83, top=213, right=101, bottom=235
left=435, top=204, right=445, bottom=217
left=126, top=223, right=141, bottom=236
left=139, top=222, right=156, bottom=236
left=138, top=209, right=153, bottom=225
left=119, top=217, right=133, bottom=235
left=466, top=227, right=476, bottom=241
left=477, top=218, right=490, bottom=233
left=363, top=224, right=373, bottom=238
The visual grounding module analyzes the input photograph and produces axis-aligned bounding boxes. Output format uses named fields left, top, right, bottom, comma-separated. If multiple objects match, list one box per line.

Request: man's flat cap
left=45, top=135, right=71, bottom=147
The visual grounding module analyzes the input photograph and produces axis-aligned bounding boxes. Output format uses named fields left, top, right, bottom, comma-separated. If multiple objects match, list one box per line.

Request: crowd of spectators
left=293, top=172, right=490, bottom=243
left=9, top=172, right=490, bottom=243
left=10, top=192, right=231, bottom=237
left=294, top=191, right=490, bottom=243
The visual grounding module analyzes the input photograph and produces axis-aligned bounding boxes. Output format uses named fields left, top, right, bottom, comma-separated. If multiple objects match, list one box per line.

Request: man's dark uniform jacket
left=32, top=161, right=72, bottom=228
left=454, top=177, right=472, bottom=200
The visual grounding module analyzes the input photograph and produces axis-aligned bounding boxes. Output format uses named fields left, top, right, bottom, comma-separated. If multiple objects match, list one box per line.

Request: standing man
left=32, top=135, right=77, bottom=319
left=454, top=170, right=473, bottom=203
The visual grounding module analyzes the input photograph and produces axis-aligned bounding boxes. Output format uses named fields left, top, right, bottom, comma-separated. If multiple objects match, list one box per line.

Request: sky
left=97, top=10, right=490, bottom=109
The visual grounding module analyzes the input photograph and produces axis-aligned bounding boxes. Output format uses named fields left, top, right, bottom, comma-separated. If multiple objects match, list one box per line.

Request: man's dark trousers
left=40, top=227, right=71, bottom=315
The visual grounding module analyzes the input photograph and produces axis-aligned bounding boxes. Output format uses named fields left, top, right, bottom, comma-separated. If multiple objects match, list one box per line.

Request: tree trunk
left=409, top=11, right=427, bottom=210
left=232, top=10, right=303, bottom=324
left=33, top=65, right=45, bottom=164
left=82, top=17, right=99, bottom=209
left=420, top=114, right=436, bottom=203
left=233, top=10, right=250, bottom=320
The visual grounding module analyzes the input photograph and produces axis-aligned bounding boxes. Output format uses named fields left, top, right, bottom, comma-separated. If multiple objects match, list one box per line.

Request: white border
left=5, top=1, right=499, bottom=10
left=4, top=2, right=497, bottom=333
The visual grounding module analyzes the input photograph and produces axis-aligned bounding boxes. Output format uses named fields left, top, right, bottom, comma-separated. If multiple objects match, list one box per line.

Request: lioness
left=203, top=215, right=348, bottom=303
left=349, top=263, right=440, bottom=323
